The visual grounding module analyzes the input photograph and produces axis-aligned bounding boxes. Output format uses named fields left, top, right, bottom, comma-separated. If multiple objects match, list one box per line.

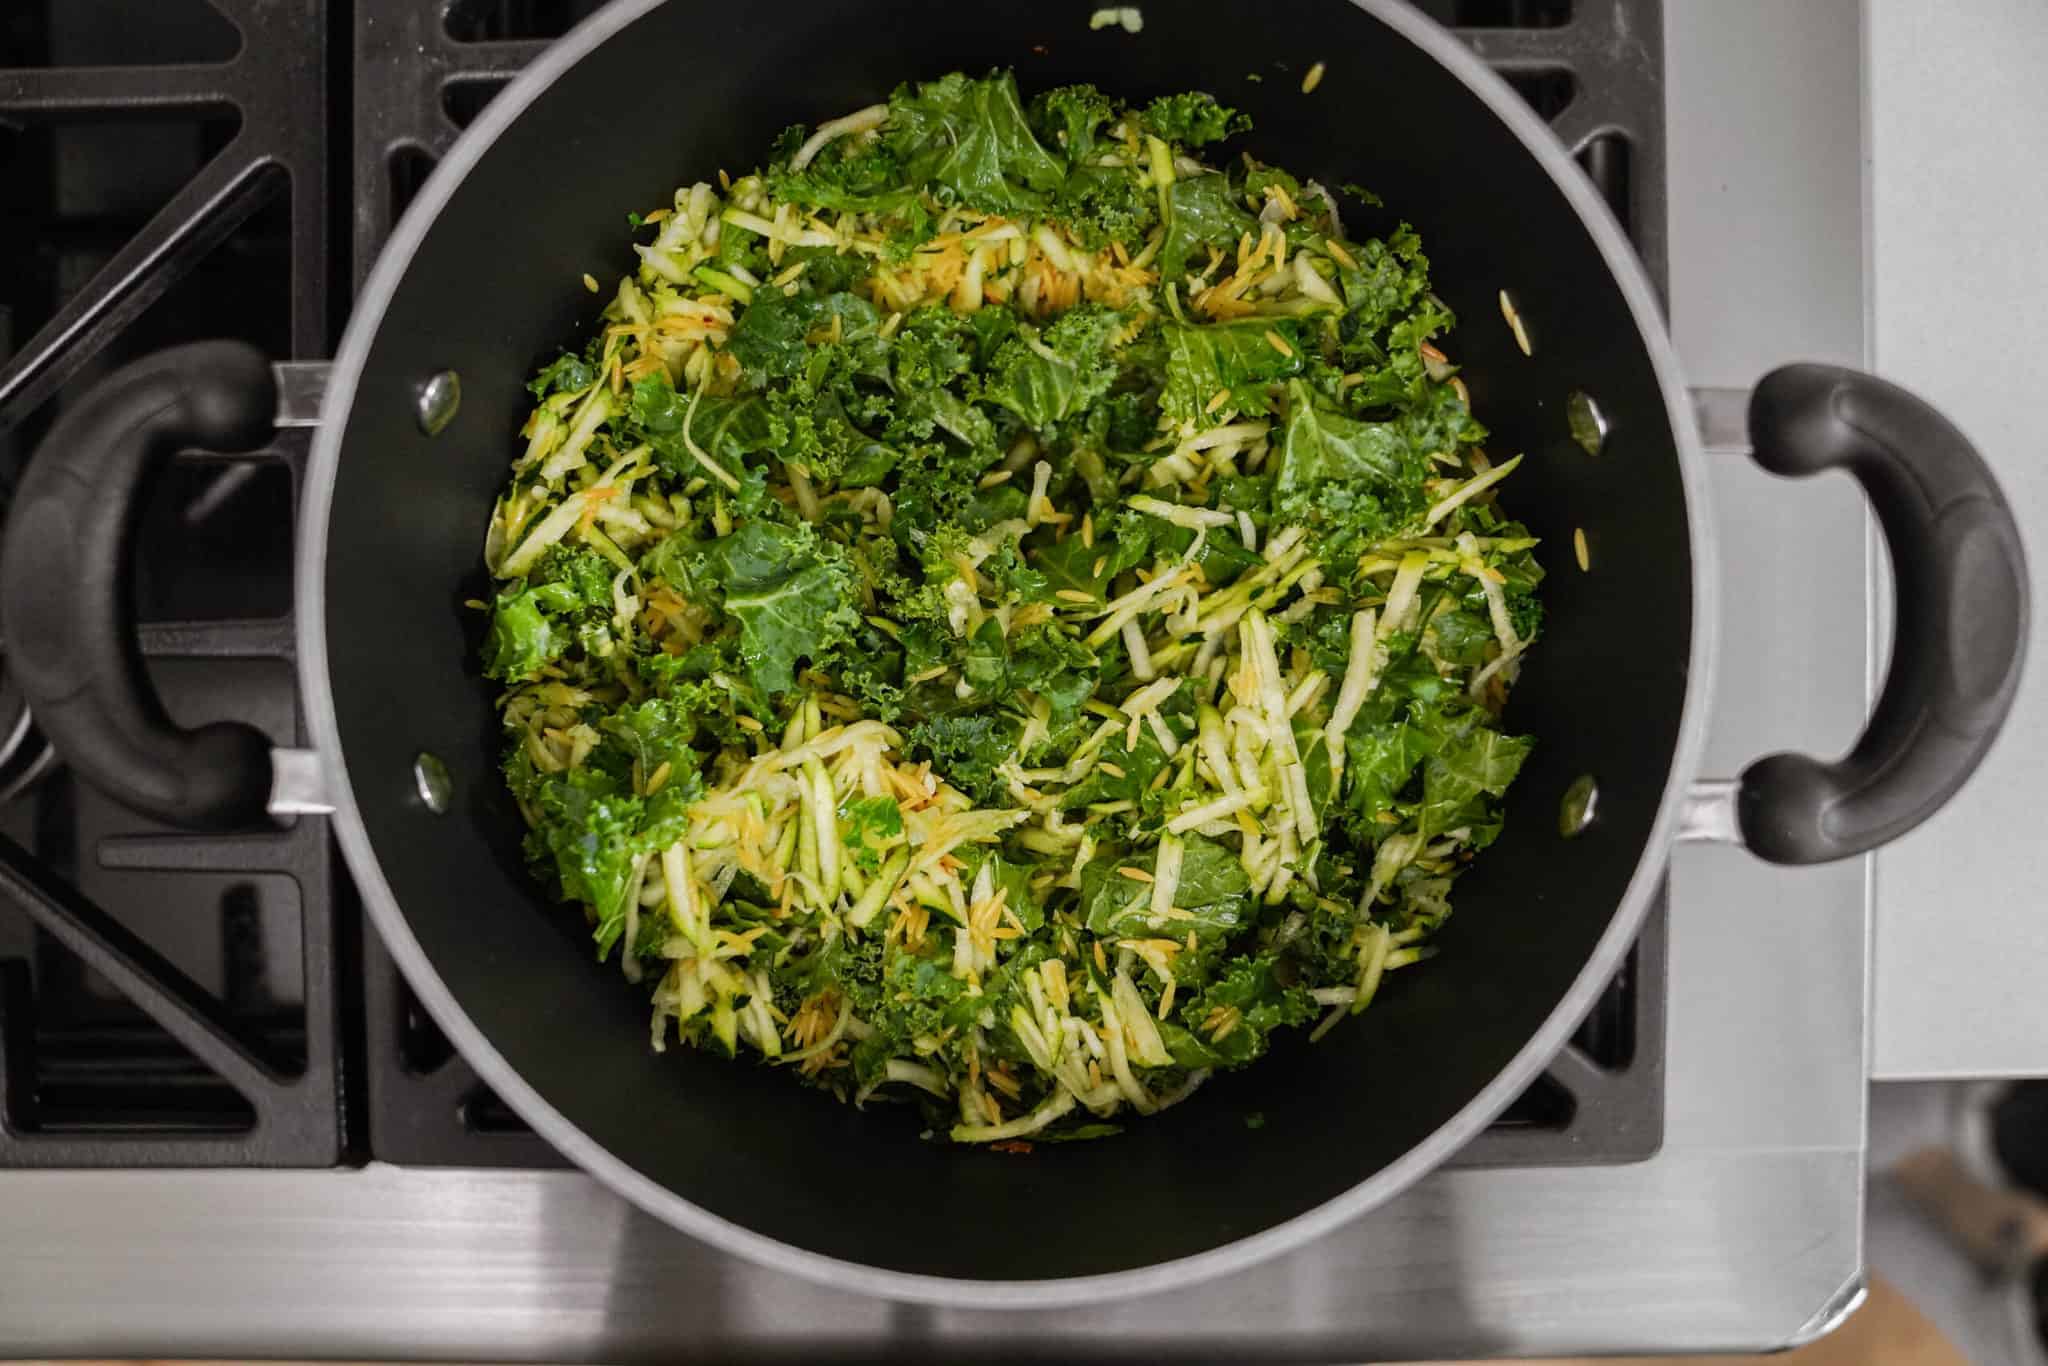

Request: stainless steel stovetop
left=0, top=0, right=1875, bottom=1358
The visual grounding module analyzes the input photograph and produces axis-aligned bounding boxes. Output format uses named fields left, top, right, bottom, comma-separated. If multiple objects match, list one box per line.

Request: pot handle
left=1729, top=363, right=2028, bottom=864
left=0, top=341, right=280, bottom=830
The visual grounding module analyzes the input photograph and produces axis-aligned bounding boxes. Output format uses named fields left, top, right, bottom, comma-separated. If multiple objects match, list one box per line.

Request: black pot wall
left=323, top=0, right=1692, bottom=1280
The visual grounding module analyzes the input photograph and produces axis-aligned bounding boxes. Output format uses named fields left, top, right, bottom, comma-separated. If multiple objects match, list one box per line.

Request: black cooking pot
left=0, top=0, right=2027, bottom=1305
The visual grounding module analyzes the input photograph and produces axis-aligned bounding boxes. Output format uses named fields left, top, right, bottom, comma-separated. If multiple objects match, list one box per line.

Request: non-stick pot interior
left=323, top=0, right=1693, bottom=1281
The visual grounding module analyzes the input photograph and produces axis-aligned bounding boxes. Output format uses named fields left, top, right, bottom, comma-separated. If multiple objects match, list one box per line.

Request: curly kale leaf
left=769, top=131, right=919, bottom=215
left=1080, top=170, right=1160, bottom=248
left=635, top=658, right=766, bottom=745
left=1029, top=82, right=1118, bottom=165
left=600, top=696, right=697, bottom=777
left=1052, top=158, right=1157, bottom=251
left=1418, top=721, right=1533, bottom=844
left=823, top=620, right=907, bottom=722
left=981, top=540, right=1051, bottom=605
left=1160, top=173, right=1258, bottom=279
left=978, top=304, right=1123, bottom=433
left=1327, top=224, right=1466, bottom=415
left=1059, top=715, right=1176, bottom=809
left=1337, top=696, right=1532, bottom=845
left=904, top=712, right=1018, bottom=805
left=508, top=747, right=704, bottom=957
left=839, top=794, right=904, bottom=874
left=953, top=616, right=1097, bottom=720
left=1272, top=379, right=1433, bottom=555
left=848, top=949, right=989, bottom=1086
left=481, top=588, right=562, bottom=682
left=727, top=287, right=881, bottom=381
left=691, top=521, right=860, bottom=698
left=1006, top=625, right=1098, bottom=720
left=892, top=304, right=1018, bottom=395
left=1029, top=516, right=1153, bottom=605
left=1172, top=954, right=1316, bottom=1068
left=763, top=384, right=890, bottom=484
left=1507, top=588, right=1544, bottom=644
left=1139, top=92, right=1251, bottom=147
left=883, top=410, right=1009, bottom=543
left=884, top=71, right=1066, bottom=215
left=1160, top=319, right=1305, bottom=427
left=891, top=310, right=976, bottom=394
left=1334, top=224, right=1434, bottom=333
left=532, top=544, right=613, bottom=606
left=527, top=349, right=597, bottom=401
left=625, top=371, right=777, bottom=485
left=1080, top=834, right=1251, bottom=941
left=961, top=618, right=1010, bottom=698
left=481, top=546, right=616, bottom=682
left=1339, top=712, right=1439, bottom=835
left=1428, top=608, right=1495, bottom=668
left=1141, top=515, right=1263, bottom=588
left=523, top=768, right=643, bottom=952
left=706, top=285, right=901, bottom=484
left=1380, top=641, right=1458, bottom=705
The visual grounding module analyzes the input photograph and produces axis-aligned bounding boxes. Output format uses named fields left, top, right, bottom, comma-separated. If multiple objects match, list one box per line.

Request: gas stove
left=0, top=1, right=1871, bottom=1358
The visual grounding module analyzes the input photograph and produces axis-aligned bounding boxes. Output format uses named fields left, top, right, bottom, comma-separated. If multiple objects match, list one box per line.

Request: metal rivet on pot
left=1559, top=774, right=1598, bottom=838
left=1567, top=390, right=1607, bottom=456
left=416, top=370, right=461, bottom=436
left=413, top=752, right=452, bottom=815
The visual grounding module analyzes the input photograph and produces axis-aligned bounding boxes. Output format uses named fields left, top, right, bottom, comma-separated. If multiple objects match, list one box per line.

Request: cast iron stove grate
left=0, top=0, right=345, bottom=1165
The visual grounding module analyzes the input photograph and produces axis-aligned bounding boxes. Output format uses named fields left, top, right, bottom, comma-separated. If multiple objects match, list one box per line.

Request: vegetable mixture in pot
left=480, top=73, right=1541, bottom=1144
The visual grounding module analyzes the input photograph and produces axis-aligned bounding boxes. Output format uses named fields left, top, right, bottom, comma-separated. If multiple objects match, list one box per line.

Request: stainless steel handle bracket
left=273, top=361, right=332, bottom=430
left=1675, top=778, right=1744, bottom=846
left=1689, top=386, right=1751, bottom=451
left=270, top=746, right=336, bottom=815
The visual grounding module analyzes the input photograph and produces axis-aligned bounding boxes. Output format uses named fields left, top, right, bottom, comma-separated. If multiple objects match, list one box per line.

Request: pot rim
left=297, top=0, right=1719, bottom=1310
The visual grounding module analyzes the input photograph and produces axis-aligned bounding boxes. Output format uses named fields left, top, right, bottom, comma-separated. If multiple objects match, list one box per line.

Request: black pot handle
left=1734, top=363, right=2028, bottom=864
left=0, top=341, right=279, bottom=830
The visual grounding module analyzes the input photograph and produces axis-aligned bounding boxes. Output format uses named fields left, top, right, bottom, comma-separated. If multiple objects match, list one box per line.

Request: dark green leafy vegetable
left=904, top=712, right=1017, bottom=805
left=1176, top=955, right=1316, bottom=1067
left=481, top=546, right=618, bottom=681
left=1160, top=173, right=1258, bottom=279
left=1272, top=379, right=1434, bottom=559
left=482, top=588, right=563, bottom=681
left=633, top=374, right=779, bottom=480
left=979, top=305, right=1122, bottom=431
left=840, top=795, right=904, bottom=872
left=884, top=71, right=1066, bottom=215
left=1160, top=320, right=1304, bottom=426
left=692, top=521, right=859, bottom=698
left=1419, top=720, right=1533, bottom=842
left=1081, top=835, right=1250, bottom=940
left=1139, top=91, right=1251, bottom=147
left=1429, top=609, right=1494, bottom=668
left=1029, top=83, right=1119, bottom=165
left=528, top=351, right=597, bottom=400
